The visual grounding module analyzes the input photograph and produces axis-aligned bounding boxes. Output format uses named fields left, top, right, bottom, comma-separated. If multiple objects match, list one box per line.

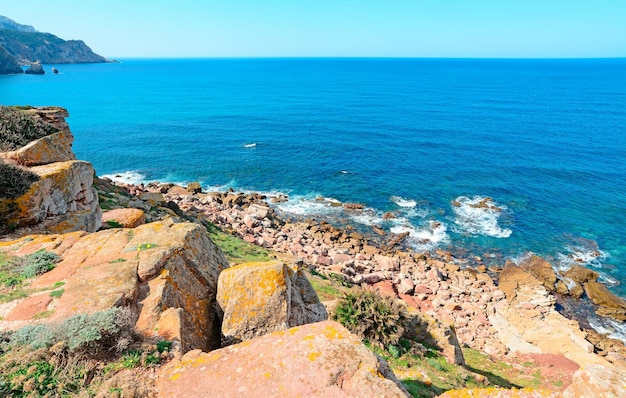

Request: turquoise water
left=2, top=59, right=626, bottom=304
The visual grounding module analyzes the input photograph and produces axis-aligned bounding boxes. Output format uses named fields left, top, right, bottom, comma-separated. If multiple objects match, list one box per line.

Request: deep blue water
left=2, top=59, right=626, bottom=304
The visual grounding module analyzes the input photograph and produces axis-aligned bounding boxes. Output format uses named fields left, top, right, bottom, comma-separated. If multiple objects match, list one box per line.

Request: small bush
left=333, top=289, right=407, bottom=347
left=0, top=106, right=59, bottom=152
left=20, top=251, right=61, bottom=278
left=0, top=163, right=39, bottom=201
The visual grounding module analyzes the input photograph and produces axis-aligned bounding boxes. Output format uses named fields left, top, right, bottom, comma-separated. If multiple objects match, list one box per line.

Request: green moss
left=203, top=221, right=272, bottom=264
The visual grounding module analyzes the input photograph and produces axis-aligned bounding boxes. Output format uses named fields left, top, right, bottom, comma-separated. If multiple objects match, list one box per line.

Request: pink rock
left=414, top=284, right=433, bottom=295
left=156, top=321, right=411, bottom=398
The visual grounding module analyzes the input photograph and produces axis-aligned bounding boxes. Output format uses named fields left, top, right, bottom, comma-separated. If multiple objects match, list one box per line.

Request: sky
left=2, top=0, right=625, bottom=58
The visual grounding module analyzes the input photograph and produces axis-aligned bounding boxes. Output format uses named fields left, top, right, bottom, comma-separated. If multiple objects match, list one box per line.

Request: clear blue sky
left=2, top=0, right=625, bottom=58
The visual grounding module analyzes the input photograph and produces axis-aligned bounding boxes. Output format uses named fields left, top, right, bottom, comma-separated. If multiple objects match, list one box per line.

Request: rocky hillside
left=1, top=106, right=626, bottom=397
left=0, top=15, right=106, bottom=74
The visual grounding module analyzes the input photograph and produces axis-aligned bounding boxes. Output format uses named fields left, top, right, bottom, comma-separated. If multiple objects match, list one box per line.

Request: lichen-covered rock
left=404, top=308, right=465, bottom=365
left=563, top=363, right=626, bottom=398
left=156, top=321, right=411, bottom=398
left=2, top=160, right=102, bottom=233
left=1, top=129, right=75, bottom=166
left=217, top=260, right=328, bottom=344
left=0, top=218, right=229, bottom=353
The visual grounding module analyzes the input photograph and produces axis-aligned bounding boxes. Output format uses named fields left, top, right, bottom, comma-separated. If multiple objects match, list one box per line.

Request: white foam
left=243, top=143, right=257, bottom=148
left=451, top=196, right=512, bottom=238
left=273, top=195, right=343, bottom=216
left=100, top=171, right=147, bottom=185
left=391, top=220, right=450, bottom=252
left=390, top=196, right=417, bottom=208
left=588, top=316, right=626, bottom=344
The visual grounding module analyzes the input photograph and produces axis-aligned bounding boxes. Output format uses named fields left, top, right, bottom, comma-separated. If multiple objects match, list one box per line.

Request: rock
left=375, top=254, right=400, bottom=271
left=405, top=309, right=465, bottom=365
left=584, top=281, right=626, bottom=321
left=216, top=260, right=327, bottom=345
left=564, top=264, right=599, bottom=284
left=382, top=211, right=396, bottom=219
left=498, top=262, right=541, bottom=301
left=563, top=363, right=626, bottom=398
left=24, top=62, right=45, bottom=74
left=0, top=45, right=23, bottom=74
left=343, top=203, right=364, bottom=210
left=2, top=160, right=102, bottom=233
left=102, top=208, right=146, bottom=228
left=1, top=218, right=230, bottom=354
left=156, top=321, right=411, bottom=398
left=186, top=181, right=202, bottom=194
left=246, top=203, right=269, bottom=219
left=519, top=255, right=557, bottom=292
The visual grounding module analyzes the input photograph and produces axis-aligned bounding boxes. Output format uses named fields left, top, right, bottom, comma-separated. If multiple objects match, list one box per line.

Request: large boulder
left=156, top=320, right=410, bottom=397
left=563, top=363, right=626, bottom=398
left=584, top=281, right=626, bottom=321
left=519, top=255, right=557, bottom=292
left=24, top=62, right=45, bottom=74
left=0, top=218, right=230, bottom=353
left=217, top=260, right=327, bottom=344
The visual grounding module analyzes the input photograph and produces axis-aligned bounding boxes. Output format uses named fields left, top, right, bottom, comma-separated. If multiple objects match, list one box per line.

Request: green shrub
left=332, top=289, right=407, bottom=347
left=0, top=163, right=39, bottom=201
left=0, top=106, right=59, bottom=152
left=20, top=251, right=61, bottom=278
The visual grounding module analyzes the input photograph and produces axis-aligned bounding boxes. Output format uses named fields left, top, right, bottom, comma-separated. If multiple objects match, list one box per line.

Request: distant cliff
left=0, top=15, right=106, bottom=74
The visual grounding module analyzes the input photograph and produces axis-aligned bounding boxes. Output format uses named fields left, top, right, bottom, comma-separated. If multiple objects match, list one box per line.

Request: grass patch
left=136, top=243, right=157, bottom=251
left=49, top=289, right=64, bottom=298
left=0, top=250, right=61, bottom=303
left=203, top=221, right=272, bottom=264
left=110, top=258, right=127, bottom=264
left=33, top=310, right=55, bottom=319
left=106, top=220, right=124, bottom=228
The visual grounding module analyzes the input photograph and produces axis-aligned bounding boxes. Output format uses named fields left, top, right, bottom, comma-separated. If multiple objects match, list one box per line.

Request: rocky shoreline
left=105, top=178, right=626, bottom=369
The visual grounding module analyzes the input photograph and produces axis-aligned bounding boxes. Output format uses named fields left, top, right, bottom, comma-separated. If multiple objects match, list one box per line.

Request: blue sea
left=2, top=58, right=626, bottom=334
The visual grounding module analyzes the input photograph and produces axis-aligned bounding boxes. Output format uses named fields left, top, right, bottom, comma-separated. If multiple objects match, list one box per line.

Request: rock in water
left=584, top=281, right=626, bottom=321
left=52, top=67, right=59, bottom=74
left=156, top=321, right=411, bottom=397
left=25, top=62, right=45, bottom=74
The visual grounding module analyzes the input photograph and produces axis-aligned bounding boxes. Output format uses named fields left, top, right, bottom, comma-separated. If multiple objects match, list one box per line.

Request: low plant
left=20, top=250, right=61, bottom=278
left=333, top=288, right=407, bottom=347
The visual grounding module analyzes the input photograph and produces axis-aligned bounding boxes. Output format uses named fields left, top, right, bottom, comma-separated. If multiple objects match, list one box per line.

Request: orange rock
left=102, top=208, right=146, bottom=228
left=156, top=321, right=411, bottom=398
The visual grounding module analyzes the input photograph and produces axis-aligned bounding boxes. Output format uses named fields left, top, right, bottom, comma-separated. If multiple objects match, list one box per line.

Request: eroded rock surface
left=157, top=320, right=410, bottom=398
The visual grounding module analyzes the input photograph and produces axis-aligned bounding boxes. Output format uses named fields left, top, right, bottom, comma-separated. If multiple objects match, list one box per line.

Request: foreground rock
left=217, top=260, right=327, bottom=344
left=157, top=320, right=410, bottom=397
left=0, top=218, right=230, bottom=353
left=563, top=363, right=626, bottom=398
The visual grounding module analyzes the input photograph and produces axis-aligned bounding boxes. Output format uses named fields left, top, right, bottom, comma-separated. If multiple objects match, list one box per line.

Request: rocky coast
left=2, top=105, right=626, bottom=397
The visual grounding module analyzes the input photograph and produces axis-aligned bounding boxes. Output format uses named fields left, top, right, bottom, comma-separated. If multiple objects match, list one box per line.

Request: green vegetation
left=203, top=221, right=272, bottom=264
left=136, top=243, right=157, bottom=251
left=0, top=250, right=61, bottom=303
left=333, top=288, right=407, bottom=347
left=0, top=106, right=59, bottom=152
left=0, top=163, right=39, bottom=202
left=106, top=220, right=123, bottom=228
left=49, top=288, right=64, bottom=298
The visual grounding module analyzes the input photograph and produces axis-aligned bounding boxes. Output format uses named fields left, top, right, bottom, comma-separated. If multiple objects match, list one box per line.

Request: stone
left=1, top=129, right=75, bottom=167
left=156, top=321, right=411, bottom=398
left=343, top=202, right=364, bottom=210
left=405, top=309, right=465, bottom=365
left=216, top=260, right=327, bottom=344
left=25, top=62, right=45, bottom=74
left=186, top=181, right=202, bottom=193
left=246, top=203, right=269, bottom=219
left=564, top=264, right=599, bottom=284
left=0, top=219, right=230, bottom=354
left=102, top=208, right=146, bottom=228
left=584, top=281, right=626, bottom=321
left=519, top=255, right=557, bottom=292
left=2, top=160, right=102, bottom=233
left=563, top=363, right=626, bottom=398
left=375, top=254, right=400, bottom=271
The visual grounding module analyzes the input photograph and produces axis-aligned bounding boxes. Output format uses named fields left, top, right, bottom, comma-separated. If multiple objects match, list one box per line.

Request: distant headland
left=0, top=15, right=107, bottom=75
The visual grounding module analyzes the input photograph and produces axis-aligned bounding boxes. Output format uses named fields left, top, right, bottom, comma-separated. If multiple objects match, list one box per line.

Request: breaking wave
left=451, top=196, right=512, bottom=238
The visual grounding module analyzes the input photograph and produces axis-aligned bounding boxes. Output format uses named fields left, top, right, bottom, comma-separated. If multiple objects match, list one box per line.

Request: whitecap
left=100, top=171, right=147, bottom=185
left=243, top=143, right=257, bottom=148
left=451, top=196, right=512, bottom=238
left=273, top=194, right=342, bottom=216
left=390, top=220, right=450, bottom=252
left=390, top=196, right=417, bottom=208
left=588, top=315, right=626, bottom=344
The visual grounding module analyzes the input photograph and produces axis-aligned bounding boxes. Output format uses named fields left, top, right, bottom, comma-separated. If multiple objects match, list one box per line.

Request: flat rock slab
left=157, top=320, right=410, bottom=398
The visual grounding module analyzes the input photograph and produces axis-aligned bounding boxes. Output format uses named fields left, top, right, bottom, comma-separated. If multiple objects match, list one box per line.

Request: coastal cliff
left=0, top=15, right=106, bottom=74
left=1, top=107, right=625, bottom=397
